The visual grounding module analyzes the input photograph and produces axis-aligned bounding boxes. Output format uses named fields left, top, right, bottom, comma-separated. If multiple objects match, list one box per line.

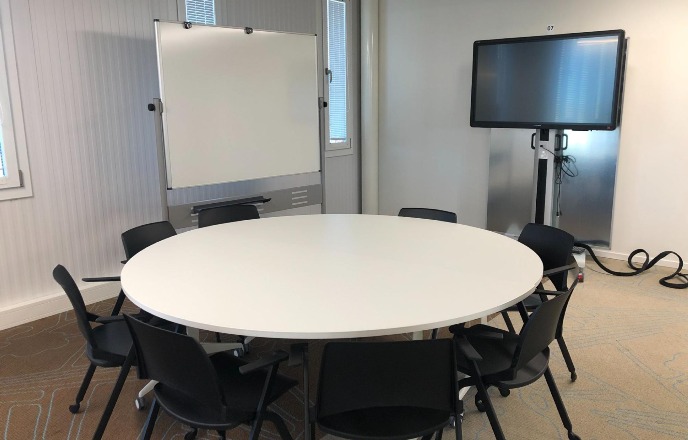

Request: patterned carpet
left=1, top=258, right=687, bottom=439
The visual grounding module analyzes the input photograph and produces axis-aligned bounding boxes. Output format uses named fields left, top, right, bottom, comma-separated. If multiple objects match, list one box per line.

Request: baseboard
left=0, top=282, right=120, bottom=332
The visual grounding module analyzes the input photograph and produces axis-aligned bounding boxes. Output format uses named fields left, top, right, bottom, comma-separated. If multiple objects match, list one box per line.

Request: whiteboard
left=155, top=21, right=321, bottom=189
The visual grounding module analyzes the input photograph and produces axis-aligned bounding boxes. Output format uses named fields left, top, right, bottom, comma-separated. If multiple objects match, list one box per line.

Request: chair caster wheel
left=474, top=395, right=486, bottom=412
left=571, top=372, right=577, bottom=382
left=135, top=396, right=146, bottom=411
left=68, top=403, right=80, bottom=414
left=568, top=432, right=581, bottom=440
left=499, top=388, right=510, bottom=397
left=233, top=348, right=245, bottom=357
left=184, top=428, right=198, bottom=440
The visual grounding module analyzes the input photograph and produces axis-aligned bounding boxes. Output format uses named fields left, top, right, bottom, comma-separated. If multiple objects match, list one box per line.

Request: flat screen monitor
left=470, top=30, right=626, bottom=130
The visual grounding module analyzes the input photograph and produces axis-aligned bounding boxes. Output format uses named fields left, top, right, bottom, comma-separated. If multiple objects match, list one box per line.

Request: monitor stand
left=531, top=129, right=585, bottom=281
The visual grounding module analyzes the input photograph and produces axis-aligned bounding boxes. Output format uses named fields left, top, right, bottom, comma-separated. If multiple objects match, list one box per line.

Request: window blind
left=186, top=0, right=216, bottom=25
left=327, top=0, right=347, bottom=142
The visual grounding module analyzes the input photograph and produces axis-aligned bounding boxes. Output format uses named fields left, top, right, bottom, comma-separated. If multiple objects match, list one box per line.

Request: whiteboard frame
left=155, top=20, right=322, bottom=189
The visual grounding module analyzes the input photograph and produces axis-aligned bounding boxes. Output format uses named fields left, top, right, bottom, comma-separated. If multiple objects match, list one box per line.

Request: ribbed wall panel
left=0, top=0, right=359, bottom=312
left=324, top=154, right=359, bottom=213
left=0, top=0, right=178, bottom=309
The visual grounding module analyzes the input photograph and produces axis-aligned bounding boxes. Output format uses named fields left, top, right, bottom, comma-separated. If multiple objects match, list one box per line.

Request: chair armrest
left=534, top=274, right=580, bottom=297
left=82, top=276, right=121, bottom=283
left=542, top=260, right=578, bottom=278
left=239, top=350, right=290, bottom=374
left=533, top=287, right=564, bottom=296
left=454, top=336, right=482, bottom=362
left=95, top=315, right=124, bottom=324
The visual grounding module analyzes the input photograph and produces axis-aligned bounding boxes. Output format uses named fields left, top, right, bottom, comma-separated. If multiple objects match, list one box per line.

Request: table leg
left=303, top=344, right=311, bottom=440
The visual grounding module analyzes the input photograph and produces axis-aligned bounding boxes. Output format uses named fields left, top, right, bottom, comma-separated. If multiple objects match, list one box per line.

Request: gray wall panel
left=324, top=154, right=359, bottom=213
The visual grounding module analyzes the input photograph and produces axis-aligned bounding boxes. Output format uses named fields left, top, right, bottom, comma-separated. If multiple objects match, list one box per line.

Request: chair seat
left=87, top=320, right=132, bottom=367
left=318, top=406, right=450, bottom=440
left=455, top=325, right=550, bottom=388
left=154, top=352, right=298, bottom=429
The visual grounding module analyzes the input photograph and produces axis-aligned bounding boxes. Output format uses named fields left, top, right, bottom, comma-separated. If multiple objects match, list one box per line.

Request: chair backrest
left=398, top=208, right=457, bottom=223
left=316, top=339, right=456, bottom=420
left=512, top=279, right=577, bottom=372
left=124, top=315, right=226, bottom=414
left=518, top=223, right=574, bottom=291
left=53, top=265, right=96, bottom=348
left=121, top=221, right=177, bottom=260
left=197, top=204, right=260, bottom=228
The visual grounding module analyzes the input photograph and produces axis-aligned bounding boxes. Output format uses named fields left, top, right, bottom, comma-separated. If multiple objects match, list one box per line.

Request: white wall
left=378, top=0, right=688, bottom=261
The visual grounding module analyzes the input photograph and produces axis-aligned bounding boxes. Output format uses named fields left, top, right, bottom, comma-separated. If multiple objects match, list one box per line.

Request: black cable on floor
left=573, top=242, right=688, bottom=289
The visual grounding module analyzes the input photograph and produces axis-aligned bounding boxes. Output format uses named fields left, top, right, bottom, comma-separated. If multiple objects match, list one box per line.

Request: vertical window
left=325, top=0, right=351, bottom=151
left=0, top=42, right=19, bottom=187
left=0, top=126, right=6, bottom=178
left=185, top=0, right=216, bottom=25
left=0, top=0, right=31, bottom=200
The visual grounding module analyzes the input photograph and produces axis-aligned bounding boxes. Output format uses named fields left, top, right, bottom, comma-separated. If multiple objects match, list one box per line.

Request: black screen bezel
left=469, top=29, right=627, bottom=131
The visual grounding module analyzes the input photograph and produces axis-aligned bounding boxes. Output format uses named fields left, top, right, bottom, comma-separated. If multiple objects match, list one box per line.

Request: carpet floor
left=1, top=258, right=687, bottom=439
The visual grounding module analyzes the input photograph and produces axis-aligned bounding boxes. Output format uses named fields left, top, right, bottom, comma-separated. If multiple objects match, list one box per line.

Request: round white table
left=121, top=214, right=543, bottom=339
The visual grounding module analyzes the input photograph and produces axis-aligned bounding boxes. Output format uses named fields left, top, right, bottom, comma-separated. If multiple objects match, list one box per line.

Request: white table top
left=121, top=214, right=542, bottom=339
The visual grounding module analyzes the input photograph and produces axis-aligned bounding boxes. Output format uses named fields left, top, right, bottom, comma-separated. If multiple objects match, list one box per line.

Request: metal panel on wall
left=556, top=129, right=620, bottom=247
left=487, top=129, right=535, bottom=237
left=488, top=128, right=619, bottom=247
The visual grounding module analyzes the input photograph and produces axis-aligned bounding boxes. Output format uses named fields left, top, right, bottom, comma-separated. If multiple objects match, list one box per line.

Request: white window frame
left=0, top=0, right=31, bottom=201
left=323, top=0, right=353, bottom=153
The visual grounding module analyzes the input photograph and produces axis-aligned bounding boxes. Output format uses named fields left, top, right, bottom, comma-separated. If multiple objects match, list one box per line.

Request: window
left=324, top=0, right=351, bottom=151
left=0, top=0, right=31, bottom=201
left=185, top=0, right=216, bottom=25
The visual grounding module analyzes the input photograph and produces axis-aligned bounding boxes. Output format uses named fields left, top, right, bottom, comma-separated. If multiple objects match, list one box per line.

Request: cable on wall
left=574, top=242, right=688, bottom=289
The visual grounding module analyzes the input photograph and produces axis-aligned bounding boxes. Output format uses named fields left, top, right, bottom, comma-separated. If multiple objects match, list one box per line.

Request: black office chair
left=197, top=204, right=260, bottom=228
left=311, top=339, right=459, bottom=440
left=450, top=277, right=580, bottom=440
left=121, top=220, right=177, bottom=259
left=53, top=265, right=134, bottom=416
left=500, top=223, right=579, bottom=381
left=82, top=220, right=178, bottom=317
left=398, top=207, right=457, bottom=224
left=83, top=221, right=182, bottom=411
left=124, top=315, right=297, bottom=440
